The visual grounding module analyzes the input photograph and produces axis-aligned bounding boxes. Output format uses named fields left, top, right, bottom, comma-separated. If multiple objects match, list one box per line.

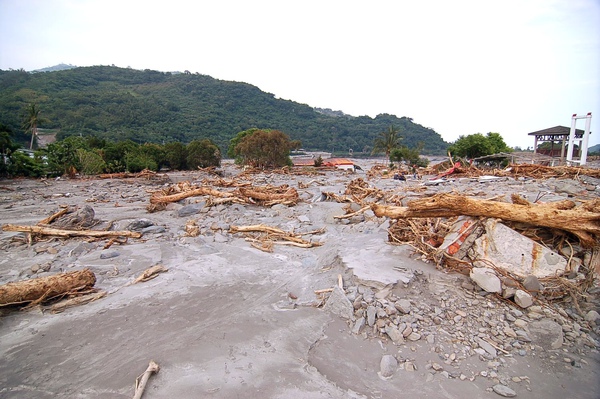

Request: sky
left=1, top=0, right=599, bottom=149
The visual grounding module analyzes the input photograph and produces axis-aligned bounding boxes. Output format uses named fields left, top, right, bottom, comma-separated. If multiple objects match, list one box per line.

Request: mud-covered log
left=2, top=224, right=142, bottom=239
left=0, top=269, right=96, bottom=306
left=372, top=193, right=600, bottom=246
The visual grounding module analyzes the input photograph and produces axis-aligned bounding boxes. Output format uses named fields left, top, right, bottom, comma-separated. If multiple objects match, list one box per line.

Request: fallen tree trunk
left=149, top=187, right=233, bottom=204
left=371, top=194, right=600, bottom=247
left=238, top=187, right=298, bottom=202
left=2, top=224, right=142, bottom=239
left=0, top=269, right=96, bottom=306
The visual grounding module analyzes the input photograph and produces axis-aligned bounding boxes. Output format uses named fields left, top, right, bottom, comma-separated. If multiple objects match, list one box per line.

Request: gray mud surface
left=1, top=161, right=599, bottom=398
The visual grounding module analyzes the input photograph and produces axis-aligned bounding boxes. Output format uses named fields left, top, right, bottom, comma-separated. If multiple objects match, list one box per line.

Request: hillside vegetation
left=0, top=66, right=449, bottom=154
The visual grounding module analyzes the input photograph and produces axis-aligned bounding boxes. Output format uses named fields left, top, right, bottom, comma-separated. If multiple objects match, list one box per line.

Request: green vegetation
left=372, top=125, right=402, bottom=162
left=390, top=144, right=430, bottom=168
left=447, top=132, right=512, bottom=159
left=0, top=66, right=449, bottom=154
left=231, top=129, right=294, bottom=168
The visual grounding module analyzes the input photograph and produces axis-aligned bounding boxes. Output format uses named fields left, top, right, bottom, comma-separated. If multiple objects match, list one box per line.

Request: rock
left=528, top=319, right=563, bottom=349
left=514, top=290, right=534, bottom=308
left=126, top=218, right=154, bottom=231
left=352, top=317, right=365, bottom=334
left=394, top=299, right=412, bottom=314
left=407, top=332, right=421, bottom=341
left=177, top=202, right=205, bottom=217
left=470, top=268, right=502, bottom=293
left=475, top=337, right=497, bottom=357
left=584, top=310, right=599, bottom=322
left=385, top=325, right=404, bottom=344
left=379, top=355, right=397, bottom=379
left=53, top=205, right=96, bottom=229
left=522, top=275, right=542, bottom=294
left=141, top=225, right=166, bottom=234
left=492, top=384, right=517, bottom=397
left=323, top=286, right=354, bottom=320
left=100, top=251, right=120, bottom=259
left=366, top=305, right=377, bottom=326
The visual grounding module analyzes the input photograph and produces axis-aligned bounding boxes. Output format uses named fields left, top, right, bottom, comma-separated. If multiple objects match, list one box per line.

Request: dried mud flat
left=0, top=160, right=599, bottom=399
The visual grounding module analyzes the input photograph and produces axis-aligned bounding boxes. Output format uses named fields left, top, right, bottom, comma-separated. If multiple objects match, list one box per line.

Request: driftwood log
left=371, top=193, right=600, bottom=247
left=0, top=269, right=96, bottom=306
left=2, top=224, right=142, bottom=239
left=132, top=360, right=160, bottom=399
left=149, top=187, right=233, bottom=205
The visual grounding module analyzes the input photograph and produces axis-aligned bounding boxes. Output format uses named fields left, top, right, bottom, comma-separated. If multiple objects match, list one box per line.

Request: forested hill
left=0, top=66, right=449, bottom=154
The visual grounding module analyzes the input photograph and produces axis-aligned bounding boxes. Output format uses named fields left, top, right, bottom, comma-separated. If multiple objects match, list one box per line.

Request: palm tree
left=372, top=125, right=402, bottom=163
left=22, top=103, right=42, bottom=150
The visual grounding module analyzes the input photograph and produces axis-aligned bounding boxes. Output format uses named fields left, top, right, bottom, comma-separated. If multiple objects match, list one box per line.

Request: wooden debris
left=132, top=360, right=160, bottom=399
left=230, top=224, right=324, bottom=250
left=99, top=169, right=158, bottom=179
left=333, top=205, right=370, bottom=220
left=0, top=269, right=96, bottom=307
left=184, top=220, right=200, bottom=237
left=37, top=207, right=69, bottom=225
left=372, top=193, right=600, bottom=247
left=46, top=290, right=107, bottom=313
left=131, top=265, right=168, bottom=285
left=238, top=186, right=299, bottom=205
left=2, top=224, right=142, bottom=239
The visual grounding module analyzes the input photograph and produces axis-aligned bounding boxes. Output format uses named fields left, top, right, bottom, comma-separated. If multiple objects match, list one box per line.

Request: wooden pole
left=132, top=360, right=160, bottom=399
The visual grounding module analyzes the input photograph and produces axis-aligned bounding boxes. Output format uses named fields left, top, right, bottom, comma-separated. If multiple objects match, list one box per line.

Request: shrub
left=186, top=139, right=221, bottom=169
left=234, top=129, right=295, bottom=168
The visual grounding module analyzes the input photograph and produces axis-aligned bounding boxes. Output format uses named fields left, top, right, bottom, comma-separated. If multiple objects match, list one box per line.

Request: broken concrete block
left=471, top=219, right=567, bottom=279
left=470, top=267, right=502, bottom=293
left=514, top=289, right=534, bottom=308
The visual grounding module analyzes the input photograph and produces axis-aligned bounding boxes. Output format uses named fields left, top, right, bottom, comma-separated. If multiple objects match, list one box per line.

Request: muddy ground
left=0, top=161, right=599, bottom=398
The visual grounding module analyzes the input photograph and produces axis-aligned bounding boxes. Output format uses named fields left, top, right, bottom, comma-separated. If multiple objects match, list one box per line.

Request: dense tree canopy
left=233, top=129, right=294, bottom=168
left=448, top=132, right=512, bottom=159
left=0, top=66, right=449, bottom=155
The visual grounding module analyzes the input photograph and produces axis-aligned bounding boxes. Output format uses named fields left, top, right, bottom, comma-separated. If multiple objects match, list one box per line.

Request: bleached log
left=2, top=224, right=142, bottom=239
left=0, top=269, right=96, bottom=306
left=150, top=187, right=233, bottom=204
left=371, top=193, right=600, bottom=246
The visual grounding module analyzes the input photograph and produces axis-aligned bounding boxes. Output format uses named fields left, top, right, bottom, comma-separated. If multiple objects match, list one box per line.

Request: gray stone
left=352, top=317, right=365, bottom=334
left=522, top=275, right=542, bottom=293
left=470, top=268, right=502, bottom=293
left=213, top=233, right=229, bottom=243
left=379, top=355, right=398, bottom=379
left=384, top=325, right=404, bottom=344
left=177, top=202, right=205, bottom=217
left=394, top=299, right=411, bottom=314
left=475, top=337, right=497, bottom=357
left=126, top=218, right=153, bottom=231
left=141, top=225, right=166, bottom=234
left=514, top=290, right=534, bottom=308
left=528, top=319, right=563, bottom=349
left=323, top=286, right=354, bottom=320
left=584, top=310, right=599, bottom=322
left=407, top=332, right=421, bottom=341
left=366, top=305, right=377, bottom=326
left=100, top=251, right=120, bottom=259
left=492, top=384, right=517, bottom=397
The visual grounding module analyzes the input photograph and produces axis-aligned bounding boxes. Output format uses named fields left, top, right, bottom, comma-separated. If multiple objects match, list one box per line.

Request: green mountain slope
left=0, top=66, right=449, bottom=154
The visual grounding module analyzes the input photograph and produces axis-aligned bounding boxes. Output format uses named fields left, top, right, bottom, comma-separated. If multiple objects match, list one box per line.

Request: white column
left=580, top=112, right=592, bottom=165
left=566, top=114, right=577, bottom=163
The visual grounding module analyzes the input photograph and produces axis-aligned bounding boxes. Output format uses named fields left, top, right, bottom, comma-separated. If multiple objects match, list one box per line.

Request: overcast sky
left=1, top=0, right=599, bottom=148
